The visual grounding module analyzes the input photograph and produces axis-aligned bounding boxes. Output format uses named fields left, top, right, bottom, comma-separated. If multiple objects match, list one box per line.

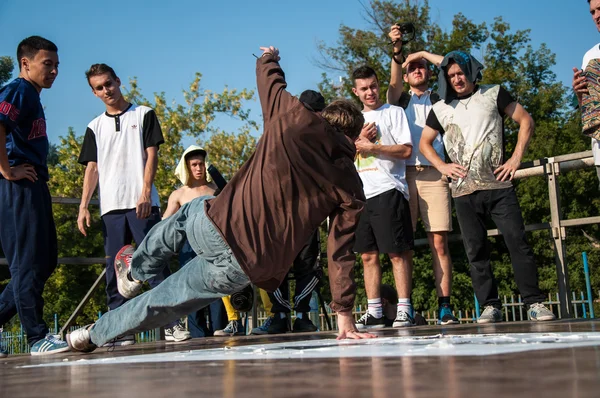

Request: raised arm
left=256, top=46, right=297, bottom=124
left=402, top=51, right=443, bottom=69
left=387, top=25, right=405, bottom=104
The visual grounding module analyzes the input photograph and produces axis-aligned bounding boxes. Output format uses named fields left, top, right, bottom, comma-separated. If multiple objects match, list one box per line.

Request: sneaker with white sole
left=355, top=312, right=386, bottom=330
left=528, top=303, right=556, bottom=321
left=67, top=325, right=97, bottom=353
left=214, top=320, right=245, bottom=336
left=165, top=322, right=192, bottom=342
left=250, top=316, right=274, bottom=335
left=477, top=306, right=503, bottom=324
left=30, top=334, right=70, bottom=356
left=438, top=305, right=460, bottom=325
left=101, top=334, right=135, bottom=347
left=114, top=245, right=142, bottom=299
left=393, top=310, right=416, bottom=328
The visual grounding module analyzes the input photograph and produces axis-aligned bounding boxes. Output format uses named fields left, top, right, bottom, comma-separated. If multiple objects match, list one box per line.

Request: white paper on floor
left=22, top=332, right=600, bottom=368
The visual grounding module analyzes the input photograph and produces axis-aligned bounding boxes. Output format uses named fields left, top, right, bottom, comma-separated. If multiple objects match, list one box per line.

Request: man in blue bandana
left=418, top=50, right=556, bottom=324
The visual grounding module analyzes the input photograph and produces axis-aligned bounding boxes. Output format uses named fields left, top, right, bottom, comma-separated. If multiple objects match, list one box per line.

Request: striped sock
left=367, top=298, right=383, bottom=318
left=397, top=298, right=412, bottom=316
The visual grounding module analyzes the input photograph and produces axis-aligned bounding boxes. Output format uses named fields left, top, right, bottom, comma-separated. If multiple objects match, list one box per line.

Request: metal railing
left=0, top=151, right=598, bottom=337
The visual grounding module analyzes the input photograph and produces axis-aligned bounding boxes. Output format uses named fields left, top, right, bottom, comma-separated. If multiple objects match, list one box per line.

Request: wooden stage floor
left=1, top=319, right=600, bottom=398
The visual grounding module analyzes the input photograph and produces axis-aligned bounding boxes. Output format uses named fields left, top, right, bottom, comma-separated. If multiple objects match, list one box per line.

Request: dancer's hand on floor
left=336, top=311, right=377, bottom=340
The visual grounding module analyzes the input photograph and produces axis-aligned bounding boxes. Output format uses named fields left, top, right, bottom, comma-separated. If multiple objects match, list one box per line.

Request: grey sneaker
left=477, top=306, right=503, bottom=324
left=165, top=322, right=192, bottom=342
left=250, top=316, right=274, bottom=335
left=67, top=325, right=97, bottom=353
left=114, top=245, right=142, bottom=299
left=393, top=310, right=416, bottom=328
left=214, top=320, right=245, bottom=336
left=528, top=303, right=556, bottom=321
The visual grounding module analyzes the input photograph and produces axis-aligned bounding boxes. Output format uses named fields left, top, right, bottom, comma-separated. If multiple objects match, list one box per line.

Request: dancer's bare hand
left=389, top=25, right=403, bottom=51
left=136, top=194, right=151, bottom=219
left=259, top=46, right=280, bottom=61
left=336, top=312, right=377, bottom=340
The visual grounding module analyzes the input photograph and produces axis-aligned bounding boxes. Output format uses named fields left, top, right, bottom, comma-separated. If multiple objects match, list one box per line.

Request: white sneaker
left=477, top=306, right=503, bottom=324
left=165, top=322, right=191, bottom=342
left=67, top=325, right=97, bottom=353
left=101, top=334, right=136, bottom=347
left=114, top=245, right=143, bottom=299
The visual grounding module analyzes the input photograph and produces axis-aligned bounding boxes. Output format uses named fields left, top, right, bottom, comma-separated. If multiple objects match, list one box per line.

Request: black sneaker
left=267, top=315, right=291, bottom=334
left=355, top=312, right=386, bottom=330
left=292, top=315, right=318, bottom=333
left=438, top=305, right=460, bottom=325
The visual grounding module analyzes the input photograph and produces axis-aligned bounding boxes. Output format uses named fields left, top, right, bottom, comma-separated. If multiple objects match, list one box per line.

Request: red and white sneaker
left=114, top=245, right=142, bottom=299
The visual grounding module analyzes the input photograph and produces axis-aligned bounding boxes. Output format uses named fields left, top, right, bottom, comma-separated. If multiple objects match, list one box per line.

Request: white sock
left=367, top=298, right=383, bottom=318
left=397, top=298, right=412, bottom=316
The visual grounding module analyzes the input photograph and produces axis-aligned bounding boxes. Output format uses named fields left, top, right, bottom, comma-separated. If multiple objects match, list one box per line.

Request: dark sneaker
left=528, top=303, right=556, bottom=321
left=292, top=315, right=318, bottom=333
left=214, top=320, right=245, bottom=336
left=250, top=316, right=274, bottom=335
left=438, top=305, right=460, bottom=325
left=355, top=312, right=386, bottom=330
left=30, top=334, right=70, bottom=356
left=477, top=306, right=503, bottom=324
left=393, top=310, right=415, bottom=328
left=67, top=325, right=97, bottom=353
left=114, top=245, right=142, bottom=299
left=165, top=321, right=192, bottom=342
left=101, top=334, right=135, bottom=347
left=0, top=347, right=7, bottom=358
left=267, top=315, right=291, bottom=334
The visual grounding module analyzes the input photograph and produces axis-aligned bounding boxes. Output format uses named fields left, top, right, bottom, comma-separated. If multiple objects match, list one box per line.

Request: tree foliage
left=0, top=56, right=14, bottom=87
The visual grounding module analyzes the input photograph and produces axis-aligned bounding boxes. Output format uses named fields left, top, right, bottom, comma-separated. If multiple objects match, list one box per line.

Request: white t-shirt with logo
left=78, top=104, right=164, bottom=216
left=404, top=91, right=445, bottom=166
left=582, top=43, right=600, bottom=165
left=354, top=104, right=413, bottom=200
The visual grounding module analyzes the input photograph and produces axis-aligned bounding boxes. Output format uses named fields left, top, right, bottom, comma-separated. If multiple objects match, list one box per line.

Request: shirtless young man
left=163, top=146, right=217, bottom=218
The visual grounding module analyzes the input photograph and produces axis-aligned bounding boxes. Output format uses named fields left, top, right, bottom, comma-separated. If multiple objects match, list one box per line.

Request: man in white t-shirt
left=76, top=63, right=175, bottom=345
left=573, top=0, right=600, bottom=185
left=351, top=65, right=415, bottom=329
left=386, top=25, right=459, bottom=325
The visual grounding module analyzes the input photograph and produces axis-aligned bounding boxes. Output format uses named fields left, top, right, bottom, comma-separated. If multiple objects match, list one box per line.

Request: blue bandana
left=438, top=51, right=484, bottom=103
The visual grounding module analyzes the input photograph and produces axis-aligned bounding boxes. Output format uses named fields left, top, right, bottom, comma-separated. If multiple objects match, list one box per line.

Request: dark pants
left=102, top=207, right=171, bottom=310
left=454, top=187, right=545, bottom=307
left=179, top=241, right=227, bottom=337
left=0, top=179, right=57, bottom=345
left=269, top=230, right=320, bottom=314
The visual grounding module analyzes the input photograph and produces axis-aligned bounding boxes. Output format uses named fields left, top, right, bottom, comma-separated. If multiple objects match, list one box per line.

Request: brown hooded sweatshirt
left=205, top=54, right=365, bottom=312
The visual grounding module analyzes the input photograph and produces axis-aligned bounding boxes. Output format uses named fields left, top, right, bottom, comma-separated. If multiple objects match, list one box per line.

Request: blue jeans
left=180, top=241, right=227, bottom=337
left=89, top=197, right=250, bottom=346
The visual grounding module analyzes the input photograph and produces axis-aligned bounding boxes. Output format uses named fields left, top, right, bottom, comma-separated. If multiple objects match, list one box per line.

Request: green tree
left=0, top=56, right=14, bottom=86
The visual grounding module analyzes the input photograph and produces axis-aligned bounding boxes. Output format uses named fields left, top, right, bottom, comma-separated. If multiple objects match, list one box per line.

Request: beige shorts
left=406, top=165, right=452, bottom=233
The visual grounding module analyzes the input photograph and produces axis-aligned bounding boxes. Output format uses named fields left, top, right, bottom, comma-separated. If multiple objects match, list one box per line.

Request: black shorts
left=353, top=188, right=414, bottom=254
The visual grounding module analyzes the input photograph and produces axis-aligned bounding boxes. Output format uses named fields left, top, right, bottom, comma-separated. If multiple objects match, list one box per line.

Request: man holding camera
left=386, top=25, right=459, bottom=325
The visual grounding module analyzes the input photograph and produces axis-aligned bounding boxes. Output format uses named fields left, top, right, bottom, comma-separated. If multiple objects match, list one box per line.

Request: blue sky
left=0, top=0, right=596, bottom=146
